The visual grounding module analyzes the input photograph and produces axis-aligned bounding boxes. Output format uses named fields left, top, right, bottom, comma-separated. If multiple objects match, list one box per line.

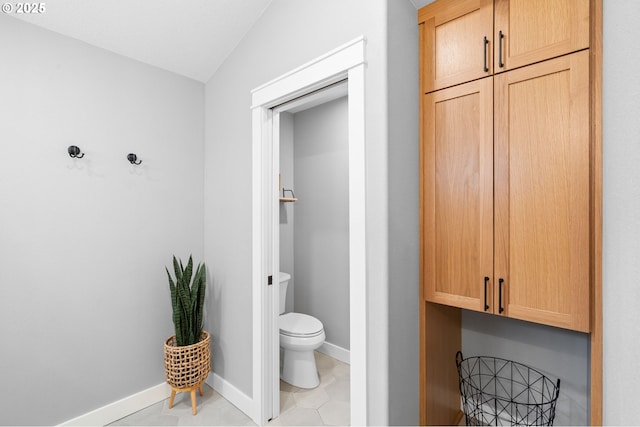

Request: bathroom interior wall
left=279, top=112, right=295, bottom=313
left=292, top=96, right=350, bottom=351
left=461, top=311, right=589, bottom=425
left=0, top=16, right=204, bottom=426
left=204, top=1, right=390, bottom=420
left=387, top=0, right=420, bottom=424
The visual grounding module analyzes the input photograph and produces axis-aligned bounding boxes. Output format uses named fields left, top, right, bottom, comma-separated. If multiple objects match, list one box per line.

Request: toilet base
left=281, top=348, right=320, bottom=389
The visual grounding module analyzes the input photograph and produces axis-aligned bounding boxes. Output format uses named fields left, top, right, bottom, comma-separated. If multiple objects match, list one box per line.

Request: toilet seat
left=279, top=312, right=324, bottom=338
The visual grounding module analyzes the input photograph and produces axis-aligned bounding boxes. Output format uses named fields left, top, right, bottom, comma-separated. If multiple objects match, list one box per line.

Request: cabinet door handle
left=483, top=36, right=489, bottom=72
left=484, top=277, right=490, bottom=311
left=498, top=31, right=505, bottom=68
left=498, top=278, right=505, bottom=313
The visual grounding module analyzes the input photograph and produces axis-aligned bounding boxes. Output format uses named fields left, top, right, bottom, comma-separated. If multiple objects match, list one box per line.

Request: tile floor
left=106, top=384, right=255, bottom=426
left=108, top=352, right=350, bottom=426
left=269, top=352, right=350, bottom=426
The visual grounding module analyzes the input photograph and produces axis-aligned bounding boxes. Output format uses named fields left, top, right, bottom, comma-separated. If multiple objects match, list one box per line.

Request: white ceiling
left=10, top=0, right=433, bottom=83
left=9, top=0, right=273, bottom=82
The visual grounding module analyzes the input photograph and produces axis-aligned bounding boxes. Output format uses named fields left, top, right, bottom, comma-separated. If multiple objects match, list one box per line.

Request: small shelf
left=279, top=181, right=297, bottom=202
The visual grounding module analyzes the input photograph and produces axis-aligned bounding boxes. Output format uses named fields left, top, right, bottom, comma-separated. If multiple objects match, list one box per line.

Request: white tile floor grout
left=108, top=351, right=350, bottom=426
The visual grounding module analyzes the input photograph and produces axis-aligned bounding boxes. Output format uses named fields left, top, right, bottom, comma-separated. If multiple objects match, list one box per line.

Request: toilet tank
left=279, top=272, right=291, bottom=315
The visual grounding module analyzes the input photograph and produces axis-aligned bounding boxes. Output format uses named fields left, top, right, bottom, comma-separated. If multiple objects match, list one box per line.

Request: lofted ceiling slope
left=8, top=0, right=273, bottom=82
left=8, top=1, right=435, bottom=83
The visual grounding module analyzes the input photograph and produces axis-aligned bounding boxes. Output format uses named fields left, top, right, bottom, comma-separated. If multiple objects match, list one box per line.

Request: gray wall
left=203, top=0, right=391, bottom=422
left=388, top=0, right=420, bottom=424
left=0, top=16, right=204, bottom=426
left=602, top=1, right=640, bottom=424
left=293, top=97, right=350, bottom=351
left=280, top=112, right=295, bottom=313
left=461, top=311, right=589, bottom=425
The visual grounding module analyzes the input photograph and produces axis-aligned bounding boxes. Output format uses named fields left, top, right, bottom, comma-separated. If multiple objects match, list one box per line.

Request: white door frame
left=250, top=36, right=367, bottom=426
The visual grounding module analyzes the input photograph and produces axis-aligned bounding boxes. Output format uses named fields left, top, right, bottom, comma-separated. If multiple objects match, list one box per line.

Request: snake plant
left=166, top=255, right=206, bottom=346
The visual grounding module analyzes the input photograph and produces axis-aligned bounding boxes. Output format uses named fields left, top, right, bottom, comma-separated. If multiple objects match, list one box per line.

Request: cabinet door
left=419, top=0, right=493, bottom=92
left=494, top=51, right=590, bottom=332
left=494, top=0, right=589, bottom=73
left=423, top=77, right=493, bottom=312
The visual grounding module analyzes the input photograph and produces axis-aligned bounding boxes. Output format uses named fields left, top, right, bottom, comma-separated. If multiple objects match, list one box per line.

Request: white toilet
left=279, top=272, right=325, bottom=389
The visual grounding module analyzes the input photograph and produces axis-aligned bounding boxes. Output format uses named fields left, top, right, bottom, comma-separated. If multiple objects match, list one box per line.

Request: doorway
left=275, top=84, right=350, bottom=425
left=250, top=37, right=367, bottom=425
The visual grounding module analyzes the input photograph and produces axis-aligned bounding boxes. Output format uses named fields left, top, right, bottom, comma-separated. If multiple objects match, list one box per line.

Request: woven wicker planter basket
left=164, top=331, right=210, bottom=389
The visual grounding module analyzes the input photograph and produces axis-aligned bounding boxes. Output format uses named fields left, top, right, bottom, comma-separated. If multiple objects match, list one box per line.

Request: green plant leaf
left=178, top=276, right=192, bottom=341
left=166, top=255, right=207, bottom=346
left=184, top=256, right=194, bottom=292
left=166, top=267, right=179, bottom=339
left=173, top=256, right=182, bottom=283
left=194, top=264, right=206, bottom=337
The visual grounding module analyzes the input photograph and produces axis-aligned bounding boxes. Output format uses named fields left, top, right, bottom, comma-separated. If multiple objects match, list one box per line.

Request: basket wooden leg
left=190, top=389, right=197, bottom=415
left=169, top=389, right=176, bottom=409
left=167, top=384, right=203, bottom=415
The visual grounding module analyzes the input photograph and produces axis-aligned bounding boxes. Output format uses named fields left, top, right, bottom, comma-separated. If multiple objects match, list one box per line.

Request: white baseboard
left=58, top=382, right=171, bottom=426
left=318, top=341, right=350, bottom=364
left=207, top=372, right=254, bottom=420
left=58, top=374, right=255, bottom=427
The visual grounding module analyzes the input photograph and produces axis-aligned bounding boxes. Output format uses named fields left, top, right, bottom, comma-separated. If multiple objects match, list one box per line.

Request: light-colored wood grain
left=589, top=0, right=602, bottom=423
left=419, top=0, right=493, bottom=92
left=169, top=389, right=176, bottom=409
left=419, top=21, right=425, bottom=98
left=424, top=78, right=493, bottom=313
left=168, top=384, right=204, bottom=416
left=191, top=389, right=197, bottom=415
left=419, top=298, right=427, bottom=426
left=420, top=20, right=464, bottom=423
left=419, top=20, right=427, bottom=425
left=494, top=51, right=590, bottom=332
left=424, top=302, right=461, bottom=425
left=494, top=0, right=589, bottom=72
left=418, top=0, right=601, bottom=422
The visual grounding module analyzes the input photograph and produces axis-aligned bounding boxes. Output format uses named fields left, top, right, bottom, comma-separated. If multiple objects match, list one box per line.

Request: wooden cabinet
left=494, top=0, right=589, bottom=73
left=494, top=51, right=590, bottom=332
left=422, top=51, right=590, bottom=332
left=419, top=0, right=493, bottom=93
left=419, top=0, right=589, bottom=92
left=423, top=77, right=494, bottom=312
left=419, top=1, right=602, bottom=424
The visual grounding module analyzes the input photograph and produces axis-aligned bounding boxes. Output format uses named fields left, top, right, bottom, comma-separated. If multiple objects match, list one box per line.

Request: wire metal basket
left=455, top=351, right=560, bottom=426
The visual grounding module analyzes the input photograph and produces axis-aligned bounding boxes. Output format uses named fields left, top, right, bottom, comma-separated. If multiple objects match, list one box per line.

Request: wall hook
left=68, top=145, right=84, bottom=158
left=127, top=153, right=142, bottom=165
